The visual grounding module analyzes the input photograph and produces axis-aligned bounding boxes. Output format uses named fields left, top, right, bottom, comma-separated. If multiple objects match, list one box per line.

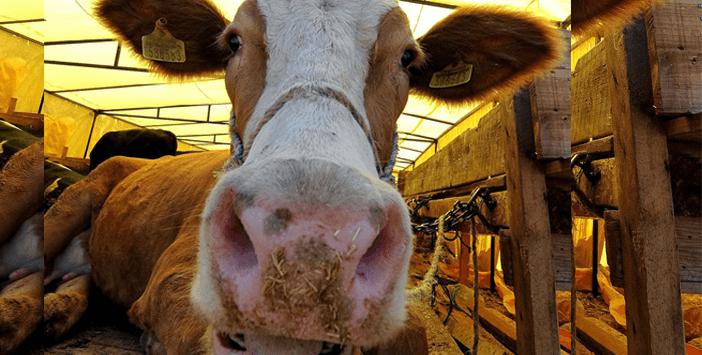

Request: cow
left=0, top=142, right=44, bottom=354
left=38, top=0, right=563, bottom=353
left=89, top=128, right=178, bottom=170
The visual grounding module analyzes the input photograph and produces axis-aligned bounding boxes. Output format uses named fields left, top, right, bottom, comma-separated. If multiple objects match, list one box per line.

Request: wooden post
left=502, top=90, right=559, bottom=355
left=606, top=19, right=685, bottom=354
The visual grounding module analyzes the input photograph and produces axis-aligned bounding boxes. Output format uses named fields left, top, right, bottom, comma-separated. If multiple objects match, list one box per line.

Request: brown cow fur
left=364, top=8, right=421, bottom=172
left=572, top=0, right=653, bottom=37
left=44, top=156, right=151, bottom=266
left=0, top=142, right=43, bottom=245
left=0, top=272, right=42, bottom=354
left=88, top=152, right=227, bottom=308
left=219, top=0, right=268, bottom=150
left=410, top=6, right=562, bottom=107
left=95, top=0, right=231, bottom=76
left=43, top=274, right=90, bottom=340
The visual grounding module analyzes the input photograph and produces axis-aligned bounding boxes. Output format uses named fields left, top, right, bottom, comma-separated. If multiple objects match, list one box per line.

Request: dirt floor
left=16, top=289, right=143, bottom=355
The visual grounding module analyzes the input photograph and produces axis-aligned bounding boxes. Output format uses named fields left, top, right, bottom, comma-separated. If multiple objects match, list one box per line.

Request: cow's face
left=98, top=0, right=560, bottom=353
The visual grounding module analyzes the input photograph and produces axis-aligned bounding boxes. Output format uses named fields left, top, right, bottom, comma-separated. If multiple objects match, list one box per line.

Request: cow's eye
left=228, top=35, right=241, bottom=53
left=401, top=49, right=416, bottom=67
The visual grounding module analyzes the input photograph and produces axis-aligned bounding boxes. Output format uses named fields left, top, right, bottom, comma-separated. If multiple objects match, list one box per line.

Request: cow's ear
left=96, top=0, right=230, bottom=77
left=410, top=7, right=562, bottom=106
left=571, top=0, right=650, bottom=36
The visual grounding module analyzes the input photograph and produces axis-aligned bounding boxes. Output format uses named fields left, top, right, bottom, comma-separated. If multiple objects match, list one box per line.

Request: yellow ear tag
left=429, top=62, right=473, bottom=89
left=141, top=18, right=186, bottom=63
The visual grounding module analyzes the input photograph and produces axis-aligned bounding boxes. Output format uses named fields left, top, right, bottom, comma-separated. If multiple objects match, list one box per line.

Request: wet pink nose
left=207, top=195, right=410, bottom=342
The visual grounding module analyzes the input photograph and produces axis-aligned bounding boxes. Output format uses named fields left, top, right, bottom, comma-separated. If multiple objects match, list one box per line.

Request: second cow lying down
left=40, top=0, right=567, bottom=353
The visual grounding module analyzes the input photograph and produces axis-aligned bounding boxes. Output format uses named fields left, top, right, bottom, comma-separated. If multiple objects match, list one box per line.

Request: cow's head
left=97, top=0, right=560, bottom=353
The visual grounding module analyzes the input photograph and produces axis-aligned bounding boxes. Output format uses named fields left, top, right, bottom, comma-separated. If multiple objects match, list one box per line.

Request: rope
left=407, top=215, right=447, bottom=302
left=470, top=219, right=480, bottom=354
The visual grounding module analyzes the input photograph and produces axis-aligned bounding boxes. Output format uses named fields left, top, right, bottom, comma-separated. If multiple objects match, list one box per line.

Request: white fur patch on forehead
left=243, top=0, right=399, bottom=146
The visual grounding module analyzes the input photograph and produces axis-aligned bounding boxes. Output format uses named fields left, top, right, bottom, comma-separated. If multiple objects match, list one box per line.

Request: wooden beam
left=576, top=316, right=628, bottom=355
left=606, top=19, right=685, bottom=353
left=675, top=216, right=702, bottom=293
left=402, top=107, right=505, bottom=197
left=572, top=136, right=614, bottom=156
left=502, top=90, right=559, bottom=354
left=665, top=114, right=702, bottom=142
left=573, top=158, right=619, bottom=212
left=416, top=191, right=510, bottom=230
left=0, top=98, right=44, bottom=132
left=445, top=284, right=518, bottom=352
left=646, top=0, right=702, bottom=115
left=572, top=40, right=613, bottom=145
left=529, top=31, right=571, bottom=160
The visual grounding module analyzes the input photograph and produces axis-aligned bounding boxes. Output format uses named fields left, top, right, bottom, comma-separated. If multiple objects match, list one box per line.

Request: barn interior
left=1, top=0, right=700, bottom=354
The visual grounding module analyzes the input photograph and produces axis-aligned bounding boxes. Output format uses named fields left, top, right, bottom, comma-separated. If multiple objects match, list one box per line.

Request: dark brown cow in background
left=89, top=129, right=178, bottom=171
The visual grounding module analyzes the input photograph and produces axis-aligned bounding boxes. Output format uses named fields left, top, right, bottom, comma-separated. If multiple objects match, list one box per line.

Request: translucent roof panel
left=193, top=143, right=230, bottom=151
left=153, top=123, right=229, bottom=137
left=0, top=0, right=43, bottom=22
left=118, top=117, right=198, bottom=127
left=58, top=80, right=229, bottom=110
left=45, top=41, right=119, bottom=65
left=44, top=64, right=170, bottom=91
left=404, top=95, right=480, bottom=124
left=397, top=114, right=454, bottom=140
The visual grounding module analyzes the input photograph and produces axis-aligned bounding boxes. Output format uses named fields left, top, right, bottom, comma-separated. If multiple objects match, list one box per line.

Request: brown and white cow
left=40, top=0, right=562, bottom=353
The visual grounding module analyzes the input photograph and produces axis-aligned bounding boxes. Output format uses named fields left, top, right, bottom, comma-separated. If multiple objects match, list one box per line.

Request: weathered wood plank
left=603, top=210, right=625, bottom=288
left=418, top=191, right=510, bottom=230
left=572, top=136, right=614, bottom=156
left=552, top=233, right=572, bottom=291
left=572, top=41, right=613, bottom=145
left=605, top=213, right=702, bottom=293
left=576, top=316, right=628, bottom=355
left=606, top=20, right=685, bottom=353
left=646, top=0, right=702, bottom=115
left=666, top=114, right=702, bottom=142
left=502, top=90, right=559, bottom=354
left=402, top=108, right=505, bottom=197
left=530, top=32, right=571, bottom=160
left=573, top=158, right=619, bottom=213
left=676, top=216, right=702, bottom=293
left=447, top=284, right=518, bottom=353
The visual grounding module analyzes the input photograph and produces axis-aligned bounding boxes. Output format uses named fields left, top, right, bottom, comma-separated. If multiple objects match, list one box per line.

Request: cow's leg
left=0, top=142, right=43, bottom=245
left=0, top=272, right=43, bottom=354
left=128, top=217, right=208, bottom=354
left=43, top=229, right=91, bottom=340
left=43, top=275, right=91, bottom=340
left=44, top=156, right=150, bottom=265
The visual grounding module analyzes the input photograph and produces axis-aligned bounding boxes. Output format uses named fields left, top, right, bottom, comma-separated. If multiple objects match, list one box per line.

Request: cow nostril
left=217, top=332, right=246, bottom=351
left=356, top=223, right=392, bottom=285
left=319, top=342, right=344, bottom=355
left=224, top=213, right=257, bottom=271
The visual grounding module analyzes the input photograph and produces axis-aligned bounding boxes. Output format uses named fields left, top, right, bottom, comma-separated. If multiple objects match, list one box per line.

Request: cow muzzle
left=200, top=159, right=412, bottom=346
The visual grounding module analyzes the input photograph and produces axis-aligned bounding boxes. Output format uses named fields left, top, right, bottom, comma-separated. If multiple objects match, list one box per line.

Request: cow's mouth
left=216, top=332, right=347, bottom=355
